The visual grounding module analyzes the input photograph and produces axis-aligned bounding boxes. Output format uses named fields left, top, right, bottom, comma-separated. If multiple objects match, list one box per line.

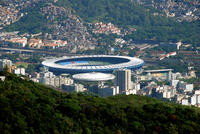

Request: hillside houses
left=6, top=37, right=27, bottom=47
left=43, top=40, right=67, bottom=49
left=0, top=5, right=23, bottom=28
left=93, top=22, right=121, bottom=35
left=28, top=38, right=43, bottom=48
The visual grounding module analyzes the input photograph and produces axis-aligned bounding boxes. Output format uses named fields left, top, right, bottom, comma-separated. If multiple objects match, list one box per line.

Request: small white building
left=7, top=37, right=28, bottom=47
left=98, top=86, right=119, bottom=97
left=181, top=98, right=189, bottom=105
left=0, top=76, right=6, bottom=81
left=74, top=84, right=85, bottom=92
left=195, top=90, right=200, bottom=95
left=62, top=84, right=85, bottom=92
left=197, top=95, right=200, bottom=105
left=170, top=80, right=179, bottom=88
left=31, top=78, right=39, bottom=83
left=40, top=71, right=74, bottom=88
left=63, top=77, right=74, bottom=85
left=190, top=95, right=197, bottom=105
left=40, top=71, right=54, bottom=78
left=189, top=94, right=200, bottom=106
left=13, top=68, right=25, bottom=75
left=125, top=89, right=137, bottom=95
left=41, top=77, right=55, bottom=87
left=185, top=84, right=194, bottom=92
left=178, top=81, right=193, bottom=92
left=163, top=91, right=172, bottom=99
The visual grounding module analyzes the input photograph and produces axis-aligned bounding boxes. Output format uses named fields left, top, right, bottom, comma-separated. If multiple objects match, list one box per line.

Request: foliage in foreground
left=0, top=73, right=200, bottom=134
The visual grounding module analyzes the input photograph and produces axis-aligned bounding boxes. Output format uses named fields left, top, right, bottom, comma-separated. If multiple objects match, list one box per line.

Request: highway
left=0, top=47, right=76, bottom=56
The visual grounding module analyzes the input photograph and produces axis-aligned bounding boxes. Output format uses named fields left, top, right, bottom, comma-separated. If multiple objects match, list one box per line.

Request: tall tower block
left=116, top=69, right=132, bottom=93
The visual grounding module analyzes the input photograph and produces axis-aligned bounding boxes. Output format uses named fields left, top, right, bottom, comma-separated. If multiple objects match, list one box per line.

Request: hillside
left=137, top=0, right=200, bottom=22
left=1, top=0, right=200, bottom=45
left=0, top=73, right=200, bottom=134
left=2, top=0, right=94, bottom=46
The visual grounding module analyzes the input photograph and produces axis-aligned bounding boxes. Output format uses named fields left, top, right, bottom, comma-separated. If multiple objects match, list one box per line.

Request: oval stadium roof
left=72, top=72, right=115, bottom=81
left=42, top=55, right=144, bottom=74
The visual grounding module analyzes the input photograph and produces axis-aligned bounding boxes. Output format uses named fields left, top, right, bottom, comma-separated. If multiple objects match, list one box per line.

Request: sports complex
left=42, top=55, right=144, bottom=74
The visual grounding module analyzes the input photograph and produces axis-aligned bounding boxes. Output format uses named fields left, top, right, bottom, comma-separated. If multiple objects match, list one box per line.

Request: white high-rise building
left=116, top=69, right=132, bottom=93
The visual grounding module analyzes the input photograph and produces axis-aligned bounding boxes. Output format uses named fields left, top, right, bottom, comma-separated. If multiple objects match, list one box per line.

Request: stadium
left=42, top=55, right=144, bottom=74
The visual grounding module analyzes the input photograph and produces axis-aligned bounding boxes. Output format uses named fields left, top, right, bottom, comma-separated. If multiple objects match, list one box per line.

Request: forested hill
left=0, top=73, right=200, bottom=134
left=3, top=0, right=200, bottom=45
left=63, top=0, right=200, bottom=44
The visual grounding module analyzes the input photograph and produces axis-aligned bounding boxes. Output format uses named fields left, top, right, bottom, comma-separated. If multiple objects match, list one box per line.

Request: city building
left=12, top=68, right=26, bottom=75
left=170, top=80, right=179, bottom=88
left=6, top=37, right=27, bottom=47
left=28, top=38, right=43, bottom=48
left=178, top=81, right=194, bottom=93
left=190, top=95, right=197, bottom=105
left=143, top=69, right=173, bottom=81
left=98, top=86, right=119, bottom=97
left=195, top=90, right=200, bottom=95
left=40, top=71, right=74, bottom=88
left=62, top=84, right=85, bottom=92
left=151, top=85, right=176, bottom=99
left=181, top=98, right=189, bottom=105
left=40, top=71, right=54, bottom=78
left=116, top=69, right=132, bottom=93
left=0, top=59, right=12, bottom=72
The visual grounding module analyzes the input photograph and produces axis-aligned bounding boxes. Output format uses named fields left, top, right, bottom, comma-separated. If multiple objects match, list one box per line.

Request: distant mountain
left=0, top=72, right=200, bottom=133
left=1, top=0, right=200, bottom=45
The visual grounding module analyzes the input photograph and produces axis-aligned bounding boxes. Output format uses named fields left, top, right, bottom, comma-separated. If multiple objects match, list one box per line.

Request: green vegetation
left=16, top=63, right=29, bottom=68
left=159, top=59, right=188, bottom=73
left=0, top=54, right=20, bottom=63
left=4, top=0, right=200, bottom=45
left=24, top=55, right=42, bottom=64
left=6, top=11, right=49, bottom=34
left=57, top=0, right=200, bottom=45
left=5, top=2, right=51, bottom=34
left=26, top=64, right=40, bottom=74
left=156, top=81, right=169, bottom=86
left=1, top=72, right=200, bottom=133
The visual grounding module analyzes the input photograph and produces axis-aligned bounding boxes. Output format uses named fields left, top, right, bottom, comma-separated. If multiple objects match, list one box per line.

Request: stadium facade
left=42, top=55, right=144, bottom=74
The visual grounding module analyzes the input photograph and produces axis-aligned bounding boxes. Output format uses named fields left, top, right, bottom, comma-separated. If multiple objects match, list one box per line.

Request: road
left=0, top=47, right=77, bottom=56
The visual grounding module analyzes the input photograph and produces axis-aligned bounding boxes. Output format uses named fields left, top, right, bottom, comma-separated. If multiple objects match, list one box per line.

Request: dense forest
left=0, top=72, right=200, bottom=134
left=5, top=0, right=200, bottom=45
